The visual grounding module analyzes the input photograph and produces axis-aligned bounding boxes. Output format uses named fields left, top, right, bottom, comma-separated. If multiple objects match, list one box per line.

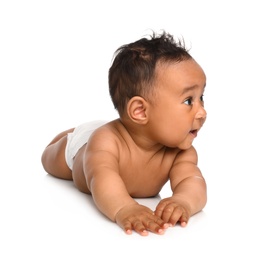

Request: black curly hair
left=108, top=30, right=192, bottom=115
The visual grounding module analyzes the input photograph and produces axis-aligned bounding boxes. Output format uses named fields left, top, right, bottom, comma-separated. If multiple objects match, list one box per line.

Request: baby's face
left=147, top=59, right=207, bottom=150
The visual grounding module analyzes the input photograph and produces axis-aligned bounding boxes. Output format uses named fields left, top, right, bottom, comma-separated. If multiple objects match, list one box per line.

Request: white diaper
left=65, top=120, right=107, bottom=170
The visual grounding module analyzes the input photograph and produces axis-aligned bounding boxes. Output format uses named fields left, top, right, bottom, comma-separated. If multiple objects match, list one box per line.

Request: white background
left=1, top=0, right=262, bottom=259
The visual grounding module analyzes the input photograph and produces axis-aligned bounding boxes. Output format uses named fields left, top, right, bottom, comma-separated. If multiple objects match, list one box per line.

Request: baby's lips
left=190, top=129, right=198, bottom=137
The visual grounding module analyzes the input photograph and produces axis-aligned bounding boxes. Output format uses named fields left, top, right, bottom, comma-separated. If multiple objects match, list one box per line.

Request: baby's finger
left=120, top=220, right=148, bottom=236
left=169, top=207, right=188, bottom=226
left=133, top=220, right=149, bottom=236
left=179, top=212, right=189, bottom=227
left=154, top=202, right=167, bottom=218
left=160, top=204, right=176, bottom=223
left=149, top=214, right=170, bottom=231
left=117, top=219, right=133, bottom=235
left=144, top=220, right=166, bottom=235
left=133, top=215, right=167, bottom=235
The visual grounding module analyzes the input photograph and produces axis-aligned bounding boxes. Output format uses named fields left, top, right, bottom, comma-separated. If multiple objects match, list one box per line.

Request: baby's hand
left=115, top=204, right=169, bottom=236
left=154, top=197, right=191, bottom=227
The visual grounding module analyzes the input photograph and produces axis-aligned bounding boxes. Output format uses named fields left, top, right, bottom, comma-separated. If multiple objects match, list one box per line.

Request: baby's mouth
left=190, top=129, right=198, bottom=137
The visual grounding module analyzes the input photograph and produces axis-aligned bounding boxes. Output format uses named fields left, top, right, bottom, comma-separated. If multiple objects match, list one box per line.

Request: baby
left=41, top=31, right=207, bottom=236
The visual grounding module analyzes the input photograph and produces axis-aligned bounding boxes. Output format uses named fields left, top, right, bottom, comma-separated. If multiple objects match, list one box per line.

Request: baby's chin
left=177, top=142, right=193, bottom=151
left=161, top=138, right=193, bottom=150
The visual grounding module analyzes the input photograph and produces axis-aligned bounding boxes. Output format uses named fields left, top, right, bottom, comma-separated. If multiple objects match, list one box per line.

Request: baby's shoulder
left=92, top=119, right=124, bottom=138
left=86, top=119, right=126, bottom=151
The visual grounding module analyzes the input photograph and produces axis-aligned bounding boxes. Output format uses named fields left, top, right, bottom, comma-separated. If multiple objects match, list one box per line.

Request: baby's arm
left=83, top=130, right=167, bottom=236
left=155, top=146, right=207, bottom=226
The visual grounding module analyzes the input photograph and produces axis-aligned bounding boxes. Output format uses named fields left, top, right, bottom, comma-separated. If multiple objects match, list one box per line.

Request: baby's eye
left=184, top=98, right=192, bottom=105
left=200, top=95, right=204, bottom=102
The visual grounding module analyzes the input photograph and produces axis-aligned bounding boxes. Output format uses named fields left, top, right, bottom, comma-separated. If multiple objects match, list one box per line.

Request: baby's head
left=108, top=31, right=192, bottom=116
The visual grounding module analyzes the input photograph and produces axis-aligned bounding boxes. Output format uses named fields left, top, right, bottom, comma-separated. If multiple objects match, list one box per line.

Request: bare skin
left=41, top=59, right=207, bottom=236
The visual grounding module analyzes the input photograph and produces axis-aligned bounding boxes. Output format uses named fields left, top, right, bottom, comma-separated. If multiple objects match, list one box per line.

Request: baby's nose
left=196, top=107, right=207, bottom=124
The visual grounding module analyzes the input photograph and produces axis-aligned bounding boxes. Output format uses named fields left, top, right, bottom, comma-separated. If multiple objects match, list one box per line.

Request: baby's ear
left=127, top=96, right=148, bottom=124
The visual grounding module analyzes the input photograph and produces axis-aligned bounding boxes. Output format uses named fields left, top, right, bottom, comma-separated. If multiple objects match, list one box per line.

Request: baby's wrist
left=114, top=202, right=139, bottom=222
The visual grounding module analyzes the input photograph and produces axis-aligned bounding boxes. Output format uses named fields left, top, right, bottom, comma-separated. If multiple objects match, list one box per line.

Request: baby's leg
left=41, top=128, right=74, bottom=180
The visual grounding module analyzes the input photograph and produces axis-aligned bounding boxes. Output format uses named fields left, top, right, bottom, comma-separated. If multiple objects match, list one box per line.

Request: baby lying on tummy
left=41, top=30, right=207, bottom=236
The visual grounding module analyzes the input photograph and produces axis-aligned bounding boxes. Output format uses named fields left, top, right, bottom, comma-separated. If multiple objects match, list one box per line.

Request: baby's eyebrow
left=180, top=85, right=197, bottom=96
left=180, top=84, right=206, bottom=96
